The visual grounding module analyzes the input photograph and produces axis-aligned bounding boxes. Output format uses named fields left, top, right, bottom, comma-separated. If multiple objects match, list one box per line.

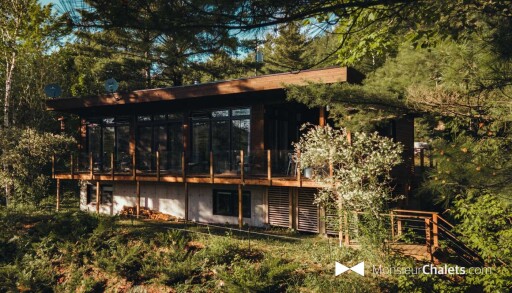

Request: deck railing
left=52, top=149, right=303, bottom=181
left=332, top=209, right=482, bottom=265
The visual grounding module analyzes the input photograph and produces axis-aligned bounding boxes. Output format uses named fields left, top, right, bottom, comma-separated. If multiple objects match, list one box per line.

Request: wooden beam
left=136, top=181, right=141, bottom=218
left=96, top=181, right=100, bottom=214
left=56, top=179, right=61, bottom=212
left=47, top=67, right=351, bottom=111
left=296, top=150, right=301, bottom=187
left=132, top=152, right=136, bottom=180
left=238, top=184, right=243, bottom=228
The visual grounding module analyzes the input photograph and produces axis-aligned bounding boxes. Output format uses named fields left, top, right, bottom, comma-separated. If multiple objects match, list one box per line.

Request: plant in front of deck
left=294, top=125, right=402, bottom=246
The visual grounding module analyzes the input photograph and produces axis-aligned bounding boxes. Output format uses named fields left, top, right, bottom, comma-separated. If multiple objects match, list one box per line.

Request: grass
left=0, top=208, right=476, bottom=292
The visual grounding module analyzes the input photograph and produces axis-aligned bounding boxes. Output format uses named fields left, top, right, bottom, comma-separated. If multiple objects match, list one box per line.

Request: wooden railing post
left=70, top=154, right=74, bottom=179
left=156, top=151, right=160, bottom=181
left=210, top=151, right=214, bottom=183
left=240, top=150, right=244, bottom=183
left=390, top=210, right=395, bottom=242
left=425, top=218, right=433, bottom=261
left=432, top=213, right=439, bottom=249
left=111, top=152, right=115, bottom=180
left=267, top=149, right=271, bottom=182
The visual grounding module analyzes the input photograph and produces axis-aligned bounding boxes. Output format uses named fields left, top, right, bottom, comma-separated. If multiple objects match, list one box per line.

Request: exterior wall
left=187, top=184, right=266, bottom=227
left=79, top=181, right=267, bottom=227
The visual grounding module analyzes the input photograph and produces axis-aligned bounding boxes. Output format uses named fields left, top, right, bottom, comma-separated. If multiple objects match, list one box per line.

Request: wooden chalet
left=47, top=66, right=414, bottom=234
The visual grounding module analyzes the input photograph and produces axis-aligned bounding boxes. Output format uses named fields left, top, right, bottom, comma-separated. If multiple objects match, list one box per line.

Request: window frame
left=212, top=189, right=251, bottom=218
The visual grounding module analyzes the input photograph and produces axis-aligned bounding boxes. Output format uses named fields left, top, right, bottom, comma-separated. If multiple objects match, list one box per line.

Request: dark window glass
left=88, top=124, right=101, bottom=163
left=154, top=114, right=167, bottom=121
left=87, top=185, right=113, bottom=204
left=212, top=190, right=251, bottom=218
left=168, top=122, right=183, bottom=170
left=191, top=121, right=209, bottom=172
left=232, top=119, right=250, bottom=153
left=116, top=125, right=131, bottom=171
left=137, top=126, right=153, bottom=170
left=137, top=115, right=152, bottom=122
left=102, top=126, right=115, bottom=169
left=212, top=110, right=229, bottom=118
left=212, top=120, right=230, bottom=172
left=232, top=108, right=250, bottom=116
left=168, top=113, right=183, bottom=120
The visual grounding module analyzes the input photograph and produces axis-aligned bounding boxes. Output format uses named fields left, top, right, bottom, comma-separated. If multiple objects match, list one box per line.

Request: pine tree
left=262, top=23, right=314, bottom=73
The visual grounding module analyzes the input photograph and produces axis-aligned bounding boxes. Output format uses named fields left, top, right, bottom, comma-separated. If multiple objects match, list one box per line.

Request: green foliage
left=0, top=128, right=74, bottom=206
left=220, top=256, right=298, bottom=292
left=294, top=125, right=403, bottom=215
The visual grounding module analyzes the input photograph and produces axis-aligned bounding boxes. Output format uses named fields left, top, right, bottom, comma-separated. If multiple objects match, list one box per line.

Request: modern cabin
left=47, top=67, right=414, bottom=234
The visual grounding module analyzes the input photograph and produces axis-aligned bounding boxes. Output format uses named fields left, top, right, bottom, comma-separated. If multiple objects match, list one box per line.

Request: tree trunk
left=3, top=52, right=16, bottom=206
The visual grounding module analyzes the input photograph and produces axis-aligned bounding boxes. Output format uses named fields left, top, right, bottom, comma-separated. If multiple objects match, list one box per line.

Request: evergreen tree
left=261, top=23, right=314, bottom=73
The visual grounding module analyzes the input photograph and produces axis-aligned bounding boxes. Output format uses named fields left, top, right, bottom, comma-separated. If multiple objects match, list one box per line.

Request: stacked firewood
left=120, top=206, right=183, bottom=222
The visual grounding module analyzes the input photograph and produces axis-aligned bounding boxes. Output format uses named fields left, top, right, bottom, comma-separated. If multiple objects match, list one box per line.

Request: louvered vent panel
left=268, top=187, right=290, bottom=228
left=297, top=188, right=319, bottom=233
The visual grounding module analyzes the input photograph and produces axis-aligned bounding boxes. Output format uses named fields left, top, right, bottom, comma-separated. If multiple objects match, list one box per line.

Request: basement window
left=87, top=184, right=113, bottom=205
left=213, top=189, right=251, bottom=218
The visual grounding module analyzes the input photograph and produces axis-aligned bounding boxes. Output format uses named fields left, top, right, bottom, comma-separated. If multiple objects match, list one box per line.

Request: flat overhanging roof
left=46, top=66, right=363, bottom=115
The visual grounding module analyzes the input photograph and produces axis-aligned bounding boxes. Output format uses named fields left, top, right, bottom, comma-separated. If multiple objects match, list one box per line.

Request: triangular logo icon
left=335, top=262, right=349, bottom=276
left=351, top=261, right=365, bottom=276
left=334, top=261, right=365, bottom=276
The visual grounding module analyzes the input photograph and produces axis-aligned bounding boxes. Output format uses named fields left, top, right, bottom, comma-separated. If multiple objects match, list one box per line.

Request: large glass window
left=86, top=117, right=130, bottom=172
left=212, top=189, right=251, bottom=218
left=190, top=108, right=251, bottom=174
left=136, top=114, right=183, bottom=172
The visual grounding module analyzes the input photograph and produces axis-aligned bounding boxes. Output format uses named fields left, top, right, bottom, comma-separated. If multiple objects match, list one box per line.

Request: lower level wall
left=80, top=181, right=267, bottom=227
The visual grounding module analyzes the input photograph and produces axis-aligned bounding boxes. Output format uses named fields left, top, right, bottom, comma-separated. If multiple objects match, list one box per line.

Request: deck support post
left=96, top=181, right=100, bottom=214
left=296, top=150, right=301, bottom=187
left=56, top=179, right=61, bottom=211
left=240, top=150, right=244, bottom=183
left=181, top=152, right=186, bottom=179
left=184, top=182, right=189, bottom=221
left=238, top=184, right=243, bottom=228
left=136, top=181, right=141, bottom=218
left=390, top=211, right=395, bottom=242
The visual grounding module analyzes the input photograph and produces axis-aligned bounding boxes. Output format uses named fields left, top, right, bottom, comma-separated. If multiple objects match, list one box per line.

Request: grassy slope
left=0, top=209, right=471, bottom=292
